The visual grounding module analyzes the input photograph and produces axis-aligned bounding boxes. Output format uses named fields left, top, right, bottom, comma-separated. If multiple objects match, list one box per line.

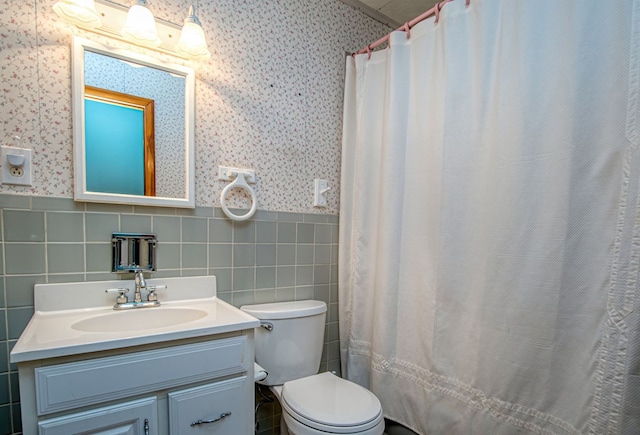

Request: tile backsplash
left=0, top=194, right=340, bottom=434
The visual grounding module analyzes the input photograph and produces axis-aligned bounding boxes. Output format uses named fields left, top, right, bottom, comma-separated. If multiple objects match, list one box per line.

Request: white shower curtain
left=339, top=1, right=640, bottom=434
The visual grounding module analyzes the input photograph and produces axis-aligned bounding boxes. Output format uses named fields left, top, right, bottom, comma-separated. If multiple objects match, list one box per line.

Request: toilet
left=241, top=300, right=384, bottom=435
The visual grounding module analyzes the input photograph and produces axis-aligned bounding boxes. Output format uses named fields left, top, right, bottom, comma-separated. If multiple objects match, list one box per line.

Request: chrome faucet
left=134, top=269, right=146, bottom=303
left=105, top=268, right=166, bottom=310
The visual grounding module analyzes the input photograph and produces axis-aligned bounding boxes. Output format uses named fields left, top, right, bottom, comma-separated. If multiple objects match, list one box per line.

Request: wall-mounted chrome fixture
left=112, top=232, right=157, bottom=273
left=53, top=0, right=211, bottom=61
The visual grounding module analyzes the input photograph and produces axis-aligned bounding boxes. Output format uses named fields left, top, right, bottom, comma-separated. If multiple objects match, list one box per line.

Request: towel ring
left=220, top=171, right=257, bottom=221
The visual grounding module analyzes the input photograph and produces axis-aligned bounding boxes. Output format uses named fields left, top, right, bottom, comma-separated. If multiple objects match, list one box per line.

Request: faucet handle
left=146, top=285, right=166, bottom=302
left=106, top=288, right=129, bottom=304
left=147, top=285, right=167, bottom=290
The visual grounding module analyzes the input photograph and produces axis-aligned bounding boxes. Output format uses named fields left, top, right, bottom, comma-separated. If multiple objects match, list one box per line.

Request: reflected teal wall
left=85, top=99, right=145, bottom=196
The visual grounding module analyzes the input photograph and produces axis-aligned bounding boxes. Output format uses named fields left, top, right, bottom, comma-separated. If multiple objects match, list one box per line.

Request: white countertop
left=10, top=276, right=260, bottom=363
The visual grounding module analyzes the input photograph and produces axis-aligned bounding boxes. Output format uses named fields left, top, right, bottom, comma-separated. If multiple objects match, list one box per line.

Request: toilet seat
left=281, top=372, right=383, bottom=434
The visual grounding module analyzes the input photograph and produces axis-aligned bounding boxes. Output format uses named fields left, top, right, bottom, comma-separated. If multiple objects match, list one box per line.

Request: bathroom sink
left=71, top=307, right=208, bottom=333
left=10, top=276, right=260, bottom=363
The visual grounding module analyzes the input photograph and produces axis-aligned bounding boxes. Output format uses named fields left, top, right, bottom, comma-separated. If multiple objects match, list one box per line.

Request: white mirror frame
left=72, top=36, right=196, bottom=208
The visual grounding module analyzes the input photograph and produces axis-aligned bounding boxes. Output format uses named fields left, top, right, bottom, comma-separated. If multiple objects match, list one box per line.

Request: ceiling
left=338, top=0, right=440, bottom=29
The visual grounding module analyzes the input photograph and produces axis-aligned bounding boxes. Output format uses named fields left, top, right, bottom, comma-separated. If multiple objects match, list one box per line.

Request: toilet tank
left=241, top=300, right=327, bottom=386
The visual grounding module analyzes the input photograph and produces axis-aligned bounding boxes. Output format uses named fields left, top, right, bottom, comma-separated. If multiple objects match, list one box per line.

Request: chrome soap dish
left=112, top=232, right=157, bottom=273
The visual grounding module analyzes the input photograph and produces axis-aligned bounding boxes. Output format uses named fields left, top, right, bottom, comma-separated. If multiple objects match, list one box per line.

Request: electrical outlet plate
left=2, top=146, right=33, bottom=186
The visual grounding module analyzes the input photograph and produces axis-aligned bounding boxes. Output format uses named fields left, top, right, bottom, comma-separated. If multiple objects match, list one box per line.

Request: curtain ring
left=366, top=44, right=372, bottom=60
left=435, top=0, right=453, bottom=25
left=402, top=22, right=411, bottom=39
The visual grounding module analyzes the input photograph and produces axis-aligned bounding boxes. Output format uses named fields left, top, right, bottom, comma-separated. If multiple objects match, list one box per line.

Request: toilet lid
left=282, top=372, right=382, bottom=428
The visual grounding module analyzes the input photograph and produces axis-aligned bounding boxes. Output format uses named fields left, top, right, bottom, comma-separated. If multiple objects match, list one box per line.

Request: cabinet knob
left=190, top=411, right=232, bottom=426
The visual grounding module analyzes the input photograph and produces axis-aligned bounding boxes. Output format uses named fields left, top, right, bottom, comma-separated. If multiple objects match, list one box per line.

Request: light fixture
left=176, top=5, right=211, bottom=61
left=53, top=0, right=102, bottom=28
left=121, top=0, right=161, bottom=48
left=52, top=0, right=211, bottom=61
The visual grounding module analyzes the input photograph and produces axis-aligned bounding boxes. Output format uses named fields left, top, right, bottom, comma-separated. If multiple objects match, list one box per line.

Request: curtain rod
left=353, top=0, right=470, bottom=58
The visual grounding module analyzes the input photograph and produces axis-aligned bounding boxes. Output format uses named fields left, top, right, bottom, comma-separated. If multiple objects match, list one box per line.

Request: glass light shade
left=176, top=22, right=211, bottom=60
left=53, top=0, right=102, bottom=28
left=176, top=6, right=211, bottom=61
left=121, top=1, right=161, bottom=48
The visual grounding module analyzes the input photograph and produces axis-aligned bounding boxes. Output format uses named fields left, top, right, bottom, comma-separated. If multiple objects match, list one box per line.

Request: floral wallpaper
left=0, top=0, right=389, bottom=214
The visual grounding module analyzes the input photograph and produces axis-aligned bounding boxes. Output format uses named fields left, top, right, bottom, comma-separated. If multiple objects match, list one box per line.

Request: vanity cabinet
left=17, top=333, right=254, bottom=435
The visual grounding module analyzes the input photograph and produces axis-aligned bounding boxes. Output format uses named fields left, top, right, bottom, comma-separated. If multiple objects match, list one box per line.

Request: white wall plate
left=218, top=166, right=256, bottom=183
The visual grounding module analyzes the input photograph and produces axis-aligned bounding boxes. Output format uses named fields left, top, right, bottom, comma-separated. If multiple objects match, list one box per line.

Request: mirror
left=72, top=37, right=195, bottom=208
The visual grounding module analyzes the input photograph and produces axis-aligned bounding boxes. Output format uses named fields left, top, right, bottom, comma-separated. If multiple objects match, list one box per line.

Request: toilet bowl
left=277, top=372, right=384, bottom=434
left=241, top=301, right=384, bottom=435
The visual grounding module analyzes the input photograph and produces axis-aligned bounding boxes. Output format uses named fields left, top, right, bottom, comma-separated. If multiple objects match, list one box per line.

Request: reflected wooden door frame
left=84, top=85, right=156, bottom=196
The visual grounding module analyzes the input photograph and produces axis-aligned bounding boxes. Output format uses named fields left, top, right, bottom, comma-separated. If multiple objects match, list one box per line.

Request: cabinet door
left=168, top=377, right=250, bottom=434
left=38, top=397, right=157, bottom=435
